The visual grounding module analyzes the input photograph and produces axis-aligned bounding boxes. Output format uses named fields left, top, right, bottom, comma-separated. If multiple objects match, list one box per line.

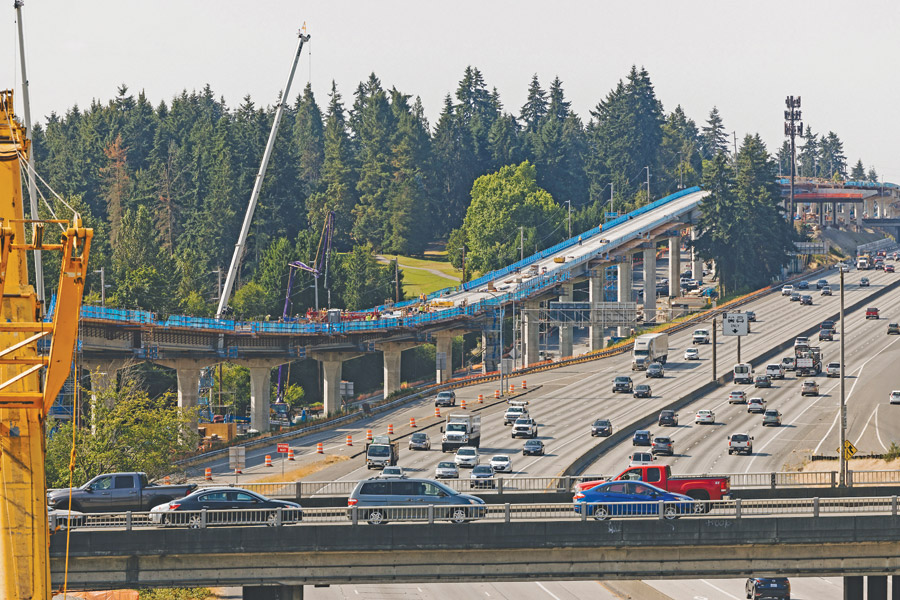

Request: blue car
left=573, top=480, right=695, bottom=520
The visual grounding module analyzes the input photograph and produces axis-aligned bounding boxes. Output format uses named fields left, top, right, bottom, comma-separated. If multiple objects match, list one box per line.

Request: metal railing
left=49, top=495, right=900, bottom=532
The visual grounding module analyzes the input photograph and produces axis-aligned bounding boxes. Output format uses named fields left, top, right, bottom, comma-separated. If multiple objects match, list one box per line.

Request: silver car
left=434, top=461, right=459, bottom=479
left=762, top=409, right=782, bottom=426
left=408, top=432, right=431, bottom=451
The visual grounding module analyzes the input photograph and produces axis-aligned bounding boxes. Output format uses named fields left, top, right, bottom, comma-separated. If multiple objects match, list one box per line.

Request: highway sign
left=723, top=312, right=749, bottom=336
left=229, top=446, right=245, bottom=470
left=277, top=443, right=289, bottom=453
left=836, top=440, right=857, bottom=460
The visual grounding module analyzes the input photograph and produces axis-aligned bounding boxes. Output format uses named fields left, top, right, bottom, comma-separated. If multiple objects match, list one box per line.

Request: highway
left=191, top=263, right=899, bottom=491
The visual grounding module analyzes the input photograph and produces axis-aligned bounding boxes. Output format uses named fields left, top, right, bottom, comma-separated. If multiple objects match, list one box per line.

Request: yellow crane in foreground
left=0, top=90, right=92, bottom=599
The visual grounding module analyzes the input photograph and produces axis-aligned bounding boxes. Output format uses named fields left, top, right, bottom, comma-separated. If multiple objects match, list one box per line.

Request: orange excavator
left=0, top=90, right=92, bottom=598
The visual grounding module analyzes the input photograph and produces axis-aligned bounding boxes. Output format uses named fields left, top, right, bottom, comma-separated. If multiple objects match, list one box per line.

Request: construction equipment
left=0, top=90, right=92, bottom=599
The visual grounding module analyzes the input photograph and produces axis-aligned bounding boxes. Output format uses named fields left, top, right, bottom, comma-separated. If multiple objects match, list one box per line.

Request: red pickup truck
left=575, top=464, right=730, bottom=504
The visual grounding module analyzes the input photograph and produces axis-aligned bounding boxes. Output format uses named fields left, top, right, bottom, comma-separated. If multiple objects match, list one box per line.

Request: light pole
left=676, top=152, right=684, bottom=189
left=645, top=166, right=651, bottom=201
left=93, top=267, right=108, bottom=307
left=839, top=267, right=847, bottom=486
left=565, top=200, right=572, bottom=238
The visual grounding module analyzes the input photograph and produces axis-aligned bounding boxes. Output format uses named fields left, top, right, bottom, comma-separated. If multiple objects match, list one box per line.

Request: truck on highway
left=366, top=435, right=400, bottom=469
left=692, top=328, right=711, bottom=344
left=631, top=333, right=669, bottom=370
left=857, top=256, right=870, bottom=270
left=574, top=465, right=730, bottom=507
left=47, top=472, right=197, bottom=513
left=441, top=413, right=482, bottom=452
left=795, top=346, right=823, bottom=376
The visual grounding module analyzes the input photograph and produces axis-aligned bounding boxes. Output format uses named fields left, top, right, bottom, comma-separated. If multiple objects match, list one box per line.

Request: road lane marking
left=874, top=405, right=887, bottom=451
left=535, top=582, right=563, bottom=600
left=700, top=579, right=741, bottom=599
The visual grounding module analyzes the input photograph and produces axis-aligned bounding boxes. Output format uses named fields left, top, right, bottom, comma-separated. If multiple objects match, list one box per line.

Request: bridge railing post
left=497, top=478, right=504, bottom=495
left=581, top=504, right=587, bottom=522
left=504, top=503, right=511, bottom=524
left=295, top=482, right=303, bottom=503
left=770, top=473, right=777, bottom=490
left=658, top=500, right=665, bottom=520
left=201, top=508, right=207, bottom=529
left=735, top=498, right=742, bottom=519
left=276, top=507, right=283, bottom=527
left=848, top=470, right=854, bottom=487
left=830, top=471, right=836, bottom=488
left=352, top=505, right=358, bottom=526
left=892, top=496, right=897, bottom=517
left=125, top=510, right=132, bottom=531
left=428, top=504, right=434, bottom=525
left=813, top=497, right=819, bottom=518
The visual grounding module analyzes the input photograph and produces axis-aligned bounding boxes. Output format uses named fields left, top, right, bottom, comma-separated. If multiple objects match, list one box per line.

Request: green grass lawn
left=377, top=253, right=462, bottom=298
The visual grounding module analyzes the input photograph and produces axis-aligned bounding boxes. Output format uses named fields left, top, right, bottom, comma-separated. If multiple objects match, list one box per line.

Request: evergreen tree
left=867, top=167, right=879, bottom=183
left=851, top=159, right=866, bottom=180
left=659, top=105, right=702, bottom=193
left=431, top=94, right=475, bottom=235
left=798, top=127, right=819, bottom=178
left=700, top=106, right=729, bottom=159
left=519, top=74, right=547, bottom=134
left=818, top=131, right=847, bottom=180
left=99, top=134, right=131, bottom=243
left=775, top=141, right=792, bottom=177
left=487, top=113, right=522, bottom=169
left=293, top=83, right=325, bottom=197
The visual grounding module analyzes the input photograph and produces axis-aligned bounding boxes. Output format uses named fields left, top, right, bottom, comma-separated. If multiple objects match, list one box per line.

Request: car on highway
left=684, top=347, right=700, bottom=360
left=511, top=417, right=538, bottom=439
left=633, top=383, right=652, bottom=398
left=651, top=436, right=674, bottom=456
left=746, top=310, right=756, bottom=322
left=733, top=363, right=753, bottom=384
left=612, top=376, right=634, bottom=393
left=886, top=264, right=896, bottom=273
left=793, top=336, right=809, bottom=349
left=628, top=452, right=654, bottom=467
left=762, top=409, right=783, bottom=427
left=573, top=481, right=695, bottom=521
left=866, top=307, right=880, bottom=319
left=888, top=323, right=900, bottom=335
left=632, top=430, right=651, bottom=446
left=376, top=466, right=406, bottom=479
left=745, top=576, right=790, bottom=599
left=408, top=432, right=431, bottom=451
left=820, top=319, right=835, bottom=330
left=754, top=375, right=772, bottom=388
left=801, top=380, right=820, bottom=396
left=890, top=391, right=900, bottom=405
left=816, top=279, right=829, bottom=289
left=150, top=488, right=302, bottom=527
left=821, top=285, right=832, bottom=296
left=434, top=390, right=457, bottom=407
left=489, top=455, right=512, bottom=473
left=781, top=284, right=794, bottom=296
left=727, top=433, right=753, bottom=455
left=645, top=363, right=664, bottom=378
left=789, top=291, right=801, bottom=302
left=819, top=328, right=834, bottom=341
left=781, top=356, right=796, bottom=371
left=348, top=478, right=485, bottom=524
left=840, top=262, right=851, bottom=272
left=522, top=439, right=545, bottom=456
left=454, top=446, right=479, bottom=468
left=747, top=397, right=767, bottom=413
left=591, top=418, right=613, bottom=437
left=658, top=409, right=678, bottom=427
left=728, top=390, right=748, bottom=404
left=796, top=280, right=809, bottom=290
left=503, top=405, right=528, bottom=425
left=800, top=294, right=813, bottom=305
left=434, top=461, right=459, bottom=479
left=860, top=277, right=870, bottom=287
left=765, top=364, right=784, bottom=379
left=692, top=329, right=711, bottom=344
left=695, top=409, right=715, bottom=424
left=469, top=465, right=496, bottom=489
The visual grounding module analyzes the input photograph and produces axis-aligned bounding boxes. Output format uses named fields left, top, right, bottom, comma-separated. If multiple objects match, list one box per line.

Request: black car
left=819, top=328, right=834, bottom=341
left=800, top=294, right=813, bottom=305
left=632, top=430, right=651, bottom=446
left=658, top=409, right=678, bottom=427
left=633, top=384, right=652, bottom=398
left=150, top=488, right=302, bottom=527
left=816, top=279, right=829, bottom=289
left=522, top=439, right=545, bottom=456
left=754, top=375, right=772, bottom=388
left=746, top=310, right=756, bottom=322
left=796, top=280, right=809, bottom=290
left=860, top=277, right=870, bottom=287
left=645, top=363, right=664, bottom=378
left=591, top=419, right=613, bottom=437
left=745, top=576, right=790, bottom=599
left=820, top=319, right=835, bottom=330
left=612, top=376, right=633, bottom=393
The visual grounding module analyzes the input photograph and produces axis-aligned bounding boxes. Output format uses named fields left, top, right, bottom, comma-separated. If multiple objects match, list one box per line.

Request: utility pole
left=566, top=200, right=572, bottom=238
left=711, top=316, right=717, bottom=381
left=394, top=258, right=399, bottom=303
left=461, top=244, right=466, bottom=283
left=99, top=267, right=105, bottom=307
left=519, top=226, right=524, bottom=262
left=677, top=151, right=684, bottom=189
left=839, top=267, right=847, bottom=486
left=645, top=166, right=651, bottom=201
left=784, top=96, right=803, bottom=223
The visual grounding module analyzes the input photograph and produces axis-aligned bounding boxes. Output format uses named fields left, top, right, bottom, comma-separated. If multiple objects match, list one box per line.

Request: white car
left=489, top=455, right=513, bottom=473
left=376, top=466, right=405, bottom=479
left=826, top=362, right=841, bottom=377
left=434, top=461, right=459, bottom=479
left=454, top=446, right=479, bottom=468
left=781, top=284, right=794, bottom=296
left=765, top=364, right=785, bottom=379
left=629, top=451, right=655, bottom=466
left=695, top=409, right=715, bottom=424
left=684, top=347, right=700, bottom=360
left=891, top=391, right=900, bottom=405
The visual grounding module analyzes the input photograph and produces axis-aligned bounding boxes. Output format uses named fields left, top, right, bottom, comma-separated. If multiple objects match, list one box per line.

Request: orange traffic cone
left=410, top=417, right=417, bottom=428
left=287, top=448, right=295, bottom=461
left=387, top=424, right=394, bottom=435
left=366, top=429, right=373, bottom=442
left=478, top=394, right=484, bottom=404
left=522, top=380, right=527, bottom=389
left=205, top=468, right=212, bottom=481
left=434, top=406, right=441, bottom=418
left=316, top=442, right=324, bottom=454
left=346, top=435, right=353, bottom=446
left=461, top=398, right=467, bottom=410
left=264, top=455, right=273, bottom=467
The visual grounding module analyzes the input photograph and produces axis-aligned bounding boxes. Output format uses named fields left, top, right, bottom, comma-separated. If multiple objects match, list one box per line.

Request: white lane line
left=857, top=403, right=879, bottom=449
left=875, top=405, right=888, bottom=451
left=535, top=582, right=563, bottom=600
left=700, top=579, right=742, bottom=599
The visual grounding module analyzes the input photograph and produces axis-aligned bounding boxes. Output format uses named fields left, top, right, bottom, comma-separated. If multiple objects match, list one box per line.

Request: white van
left=733, top=363, right=753, bottom=384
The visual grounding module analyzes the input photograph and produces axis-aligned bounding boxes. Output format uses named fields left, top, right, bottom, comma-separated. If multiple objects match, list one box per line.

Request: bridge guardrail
left=50, top=495, right=900, bottom=532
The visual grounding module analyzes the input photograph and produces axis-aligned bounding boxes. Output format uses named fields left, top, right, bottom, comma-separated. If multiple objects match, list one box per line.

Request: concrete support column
left=243, top=586, right=303, bottom=600
left=869, top=575, right=887, bottom=600
left=248, top=366, right=272, bottom=432
left=588, top=272, right=604, bottom=352
left=435, top=332, right=454, bottom=384
left=176, top=367, right=201, bottom=435
left=558, top=282, right=573, bottom=358
left=892, top=575, right=900, bottom=599
left=481, top=329, right=499, bottom=374
left=690, top=227, right=703, bottom=282
left=523, top=300, right=541, bottom=366
left=844, top=576, right=863, bottom=600
left=857, top=201, right=864, bottom=227
left=617, top=254, right=633, bottom=337
left=643, top=245, right=657, bottom=323
left=668, top=237, right=680, bottom=297
left=320, top=359, right=342, bottom=417
left=381, top=344, right=403, bottom=399
left=89, top=368, right=118, bottom=409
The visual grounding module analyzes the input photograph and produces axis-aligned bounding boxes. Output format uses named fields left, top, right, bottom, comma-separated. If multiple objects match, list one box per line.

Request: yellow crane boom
left=0, top=90, right=92, bottom=599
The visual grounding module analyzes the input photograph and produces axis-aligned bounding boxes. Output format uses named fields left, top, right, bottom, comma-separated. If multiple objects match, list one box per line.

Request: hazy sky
left=3, top=0, right=898, bottom=182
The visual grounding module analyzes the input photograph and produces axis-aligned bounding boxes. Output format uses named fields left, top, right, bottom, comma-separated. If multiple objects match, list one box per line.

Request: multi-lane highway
left=193, top=262, right=898, bottom=490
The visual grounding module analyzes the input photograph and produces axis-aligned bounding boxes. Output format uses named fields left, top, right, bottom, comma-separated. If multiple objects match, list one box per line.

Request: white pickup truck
left=692, top=329, right=710, bottom=344
left=727, top=433, right=753, bottom=455
left=511, top=417, right=539, bottom=439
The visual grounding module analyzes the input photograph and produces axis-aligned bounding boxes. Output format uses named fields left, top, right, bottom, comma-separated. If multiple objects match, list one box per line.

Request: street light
left=565, top=200, right=572, bottom=238
left=92, top=267, right=111, bottom=307
left=839, top=267, right=847, bottom=486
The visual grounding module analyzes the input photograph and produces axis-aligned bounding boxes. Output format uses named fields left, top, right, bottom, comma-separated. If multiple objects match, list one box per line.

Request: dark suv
left=612, top=376, right=633, bottom=393
left=632, top=430, right=651, bottom=446
left=658, top=410, right=678, bottom=427
left=591, top=419, right=613, bottom=437
left=745, top=576, right=790, bottom=599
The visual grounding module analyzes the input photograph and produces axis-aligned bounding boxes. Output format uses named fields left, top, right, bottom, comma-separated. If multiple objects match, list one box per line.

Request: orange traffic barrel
left=434, top=406, right=441, bottom=418
left=461, top=398, right=467, bottom=409
left=287, top=448, right=295, bottom=461
left=410, top=417, right=417, bottom=428
left=478, top=394, right=484, bottom=404
left=264, top=455, right=273, bottom=467
left=494, top=390, right=500, bottom=399
left=509, top=384, right=516, bottom=393
left=204, top=468, right=212, bottom=481
left=316, top=442, right=324, bottom=454
left=366, top=429, right=373, bottom=442
left=522, top=380, right=527, bottom=389
left=346, top=435, right=353, bottom=446
left=387, top=424, right=394, bottom=435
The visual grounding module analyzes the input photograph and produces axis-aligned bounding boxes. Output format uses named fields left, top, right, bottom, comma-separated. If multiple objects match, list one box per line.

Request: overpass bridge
left=50, top=500, right=900, bottom=599
left=777, top=177, right=900, bottom=226
left=68, top=187, right=709, bottom=430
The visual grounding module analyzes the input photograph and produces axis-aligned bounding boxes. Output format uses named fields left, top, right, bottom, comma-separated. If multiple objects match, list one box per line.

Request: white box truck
left=632, top=333, right=669, bottom=370
left=441, top=413, right=482, bottom=452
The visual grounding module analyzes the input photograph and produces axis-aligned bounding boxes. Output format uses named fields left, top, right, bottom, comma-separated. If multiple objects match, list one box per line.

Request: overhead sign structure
left=723, top=312, right=749, bottom=337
